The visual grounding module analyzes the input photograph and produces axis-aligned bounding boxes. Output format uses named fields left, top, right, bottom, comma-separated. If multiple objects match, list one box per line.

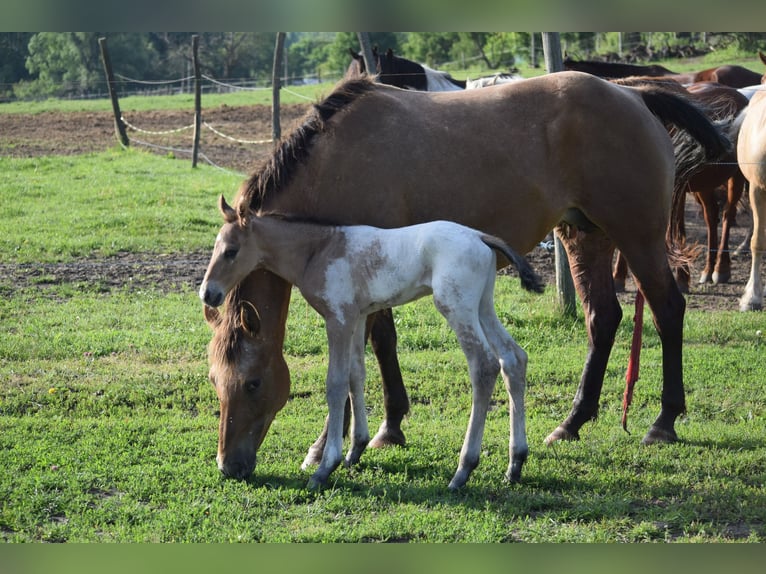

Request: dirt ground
left=0, top=104, right=756, bottom=312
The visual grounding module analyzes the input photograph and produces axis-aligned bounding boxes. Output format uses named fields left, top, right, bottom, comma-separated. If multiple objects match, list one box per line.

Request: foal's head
left=199, top=195, right=263, bottom=308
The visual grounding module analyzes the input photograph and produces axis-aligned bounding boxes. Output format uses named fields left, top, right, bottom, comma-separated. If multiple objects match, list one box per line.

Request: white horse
left=738, top=90, right=766, bottom=311
left=199, top=196, right=543, bottom=490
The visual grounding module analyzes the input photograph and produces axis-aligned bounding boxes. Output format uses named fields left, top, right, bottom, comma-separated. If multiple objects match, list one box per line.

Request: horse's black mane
left=237, top=77, right=377, bottom=216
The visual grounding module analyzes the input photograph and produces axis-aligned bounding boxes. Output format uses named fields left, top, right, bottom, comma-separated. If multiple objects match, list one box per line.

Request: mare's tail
left=481, top=235, right=545, bottom=294
left=636, top=87, right=732, bottom=266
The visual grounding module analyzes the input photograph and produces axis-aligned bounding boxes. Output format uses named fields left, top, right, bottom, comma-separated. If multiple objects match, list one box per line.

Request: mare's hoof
left=369, top=421, right=406, bottom=449
left=544, top=426, right=579, bottom=445
left=641, top=425, right=678, bottom=445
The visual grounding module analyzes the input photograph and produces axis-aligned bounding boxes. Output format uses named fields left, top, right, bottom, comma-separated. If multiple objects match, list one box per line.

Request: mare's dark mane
left=236, top=78, right=378, bottom=216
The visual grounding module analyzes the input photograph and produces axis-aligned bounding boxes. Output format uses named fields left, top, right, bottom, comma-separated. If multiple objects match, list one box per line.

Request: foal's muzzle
left=217, top=453, right=256, bottom=480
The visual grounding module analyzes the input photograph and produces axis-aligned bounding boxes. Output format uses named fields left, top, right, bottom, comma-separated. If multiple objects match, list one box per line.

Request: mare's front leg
left=307, top=322, right=354, bottom=490
left=545, top=226, right=622, bottom=444
left=367, top=309, right=409, bottom=448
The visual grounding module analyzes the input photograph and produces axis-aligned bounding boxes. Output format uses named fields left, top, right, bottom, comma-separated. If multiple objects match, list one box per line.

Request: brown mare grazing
left=737, top=74, right=766, bottom=310
left=612, top=79, right=749, bottom=291
left=203, top=73, right=730, bottom=481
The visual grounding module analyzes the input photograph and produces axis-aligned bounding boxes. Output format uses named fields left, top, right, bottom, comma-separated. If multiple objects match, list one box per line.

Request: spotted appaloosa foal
left=200, top=196, right=543, bottom=490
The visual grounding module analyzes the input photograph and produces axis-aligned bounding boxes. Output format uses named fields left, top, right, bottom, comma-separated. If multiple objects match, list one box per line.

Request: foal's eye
left=223, top=248, right=239, bottom=261
left=245, top=379, right=261, bottom=394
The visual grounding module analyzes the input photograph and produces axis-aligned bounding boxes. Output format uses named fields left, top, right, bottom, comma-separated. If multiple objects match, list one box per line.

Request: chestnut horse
left=612, top=80, right=749, bottom=290
left=204, top=74, right=730, bottom=480
left=564, top=55, right=765, bottom=89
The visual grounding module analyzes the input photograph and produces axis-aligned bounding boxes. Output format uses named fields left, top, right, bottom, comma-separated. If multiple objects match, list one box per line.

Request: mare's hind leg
left=713, top=172, right=746, bottom=284
left=619, top=242, right=686, bottom=444
left=545, top=226, right=622, bottom=444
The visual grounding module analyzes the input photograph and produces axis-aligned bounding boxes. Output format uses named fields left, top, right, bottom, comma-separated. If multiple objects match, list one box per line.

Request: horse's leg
left=613, top=251, right=629, bottom=292
left=713, top=172, right=746, bottom=284
left=740, top=183, right=765, bottom=311
left=307, top=322, right=354, bottom=490
left=302, top=308, right=407, bottom=467
left=367, top=309, right=409, bottom=448
left=545, top=226, right=622, bottom=444
left=345, top=318, right=370, bottom=467
left=617, top=243, right=686, bottom=444
left=696, top=189, right=719, bottom=285
left=434, top=289, right=499, bottom=490
left=478, top=284, right=528, bottom=484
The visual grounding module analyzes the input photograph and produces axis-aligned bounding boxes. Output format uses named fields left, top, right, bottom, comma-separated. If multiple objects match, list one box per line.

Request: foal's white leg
left=345, top=317, right=370, bottom=467
left=435, top=288, right=499, bottom=489
left=740, top=184, right=765, bottom=311
left=479, top=285, right=528, bottom=483
left=307, top=321, right=354, bottom=490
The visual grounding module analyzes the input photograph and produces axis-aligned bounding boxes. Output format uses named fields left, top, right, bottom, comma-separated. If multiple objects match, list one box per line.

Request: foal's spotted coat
left=200, top=197, right=543, bottom=489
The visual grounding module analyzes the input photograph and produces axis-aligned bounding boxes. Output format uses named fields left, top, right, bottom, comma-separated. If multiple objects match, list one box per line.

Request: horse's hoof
left=712, top=271, right=730, bottom=285
left=641, top=425, right=678, bottom=445
left=307, top=474, right=327, bottom=491
left=739, top=299, right=763, bottom=312
left=368, top=421, right=406, bottom=449
left=448, top=473, right=469, bottom=491
left=300, top=448, right=323, bottom=470
left=698, top=272, right=711, bottom=284
left=505, top=458, right=525, bottom=483
left=544, top=426, right=579, bottom=445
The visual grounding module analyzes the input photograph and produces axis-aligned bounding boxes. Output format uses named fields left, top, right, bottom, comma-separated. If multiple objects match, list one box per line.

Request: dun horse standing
left=200, top=199, right=543, bottom=489
left=203, top=74, right=730, bottom=482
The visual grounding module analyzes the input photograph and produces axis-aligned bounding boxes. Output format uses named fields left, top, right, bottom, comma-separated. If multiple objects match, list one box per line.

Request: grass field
left=0, top=150, right=764, bottom=542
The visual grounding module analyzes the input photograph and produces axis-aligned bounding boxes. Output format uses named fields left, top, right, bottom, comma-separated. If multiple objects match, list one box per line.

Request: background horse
left=564, top=54, right=765, bottom=89
left=201, top=201, right=542, bottom=488
left=611, top=79, right=749, bottom=290
left=204, top=73, right=729, bottom=480
left=738, top=88, right=766, bottom=311
left=346, top=47, right=465, bottom=91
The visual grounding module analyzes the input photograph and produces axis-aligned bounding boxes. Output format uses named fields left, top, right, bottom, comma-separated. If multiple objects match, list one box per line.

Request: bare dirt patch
left=0, top=104, right=755, bottom=312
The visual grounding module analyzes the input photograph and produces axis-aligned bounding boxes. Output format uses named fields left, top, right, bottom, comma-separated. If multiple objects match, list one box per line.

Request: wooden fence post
left=542, top=32, right=577, bottom=318
left=356, top=32, right=377, bottom=76
left=98, top=37, right=129, bottom=148
left=191, top=35, right=202, bottom=168
left=272, top=32, right=286, bottom=144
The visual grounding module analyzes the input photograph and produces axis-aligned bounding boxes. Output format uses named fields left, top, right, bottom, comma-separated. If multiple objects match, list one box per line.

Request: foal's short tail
left=481, top=235, right=545, bottom=294
left=636, top=87, right=733, bottom=264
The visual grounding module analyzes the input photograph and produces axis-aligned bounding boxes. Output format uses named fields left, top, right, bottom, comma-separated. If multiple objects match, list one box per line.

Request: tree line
left=1, top=32, right=764, bottom=101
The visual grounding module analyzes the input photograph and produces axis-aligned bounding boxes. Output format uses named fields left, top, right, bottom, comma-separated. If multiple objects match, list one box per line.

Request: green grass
left=0, top=150, right=241, bottom=263
left=1, top=152, right=765, bottom=542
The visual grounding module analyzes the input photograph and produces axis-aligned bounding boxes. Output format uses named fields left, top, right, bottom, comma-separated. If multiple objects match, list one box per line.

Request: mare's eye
left=245, top=379, right=261, bottom=394
left=223, top=248, right=239, bottom=261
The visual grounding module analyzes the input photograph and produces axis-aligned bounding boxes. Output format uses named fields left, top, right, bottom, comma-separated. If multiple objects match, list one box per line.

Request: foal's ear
left=218, top=195, right=238, bottom=224
left=239, top=301, right=262, bottom=338
left=203, top=305, right=223, bottom=329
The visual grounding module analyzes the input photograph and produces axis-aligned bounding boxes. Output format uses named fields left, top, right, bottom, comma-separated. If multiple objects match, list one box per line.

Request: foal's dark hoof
left=544, top=426, right=579, bottom=445
left=641, top=425, right=678, bottom=445
left=505, top=458, right=525, bottom=484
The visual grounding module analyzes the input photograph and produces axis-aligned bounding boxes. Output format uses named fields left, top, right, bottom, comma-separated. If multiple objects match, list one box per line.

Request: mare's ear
left=239, top=301, right=262, bottom=338
left=219, top=195, right=238, bottom=224
left=203, top=305, right=222, bottom=329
